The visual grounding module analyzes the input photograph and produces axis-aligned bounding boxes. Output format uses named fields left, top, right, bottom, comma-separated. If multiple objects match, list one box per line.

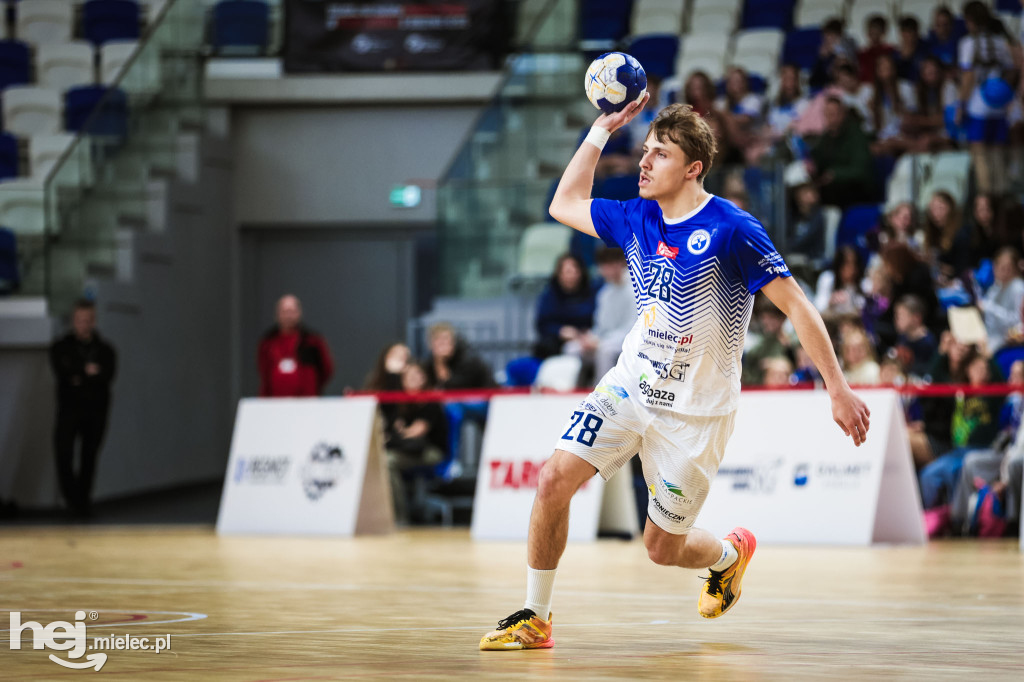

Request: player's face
left=639, top=133, right=696, bottom=199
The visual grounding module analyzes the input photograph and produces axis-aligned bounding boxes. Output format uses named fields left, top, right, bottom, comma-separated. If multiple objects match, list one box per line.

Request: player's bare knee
left=644, top=530, right=684, bottom=567
left=535, top=459, right=576, bottom=507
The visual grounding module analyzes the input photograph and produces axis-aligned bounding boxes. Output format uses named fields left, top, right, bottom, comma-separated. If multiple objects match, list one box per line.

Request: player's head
left=641, top=104, right=717, bottom=198
left=276, top=294, right=302, bottom=332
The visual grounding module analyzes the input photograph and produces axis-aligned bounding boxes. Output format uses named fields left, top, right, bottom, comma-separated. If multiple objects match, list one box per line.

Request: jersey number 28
left=648, top=263, right=674, bottom=302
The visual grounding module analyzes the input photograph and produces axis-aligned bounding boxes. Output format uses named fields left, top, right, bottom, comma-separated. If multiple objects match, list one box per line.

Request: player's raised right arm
left=549, top=93, right=650, bottom=238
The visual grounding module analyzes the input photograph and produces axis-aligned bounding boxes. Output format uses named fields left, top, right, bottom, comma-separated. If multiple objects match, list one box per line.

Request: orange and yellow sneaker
left=479, top=608, right=553, bottom=650
left=698, top=527, right=757, bottom=619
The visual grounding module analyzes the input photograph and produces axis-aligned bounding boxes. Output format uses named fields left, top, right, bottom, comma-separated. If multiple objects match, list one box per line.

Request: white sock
left=524, top=566, right=556, bottom=620
left=709, top=539, right=738, bottom=572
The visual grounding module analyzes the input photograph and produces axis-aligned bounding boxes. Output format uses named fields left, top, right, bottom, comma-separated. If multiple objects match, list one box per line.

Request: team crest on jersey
left=687, top=229, right=711, bottom=255
left=656, top=241, right=678, bottom=259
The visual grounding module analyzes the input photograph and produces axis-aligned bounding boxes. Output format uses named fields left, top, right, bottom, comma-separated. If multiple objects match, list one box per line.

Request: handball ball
left=585, top=52, right=647, bottom=115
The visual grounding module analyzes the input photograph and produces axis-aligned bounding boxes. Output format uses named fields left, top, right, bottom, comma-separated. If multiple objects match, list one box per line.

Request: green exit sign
left=390, top=185, right=421, bottom=208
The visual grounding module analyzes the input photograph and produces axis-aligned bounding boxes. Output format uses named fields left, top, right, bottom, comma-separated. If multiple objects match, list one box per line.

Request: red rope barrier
left=348, top=383, right=1022, bottom=404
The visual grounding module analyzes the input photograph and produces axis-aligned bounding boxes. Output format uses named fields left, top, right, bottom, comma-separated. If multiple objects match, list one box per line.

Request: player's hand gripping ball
left=584, top=52, right=647, bottom=114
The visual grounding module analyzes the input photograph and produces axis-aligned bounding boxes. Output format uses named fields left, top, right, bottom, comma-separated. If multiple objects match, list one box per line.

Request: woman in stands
left=533, top=254, right=598, bottom=360
left=716, top=67, right=765, bottom=163
left=861, top=53, right=915, bottom=156
left=923, top=190, right=972, bottom=286
left=814, top=245, right=867, bottom=317
left=903, top=56, right=957, bottom=152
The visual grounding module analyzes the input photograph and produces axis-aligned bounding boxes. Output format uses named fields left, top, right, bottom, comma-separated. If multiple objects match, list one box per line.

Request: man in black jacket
left=49, top=299, right=116, bottom=517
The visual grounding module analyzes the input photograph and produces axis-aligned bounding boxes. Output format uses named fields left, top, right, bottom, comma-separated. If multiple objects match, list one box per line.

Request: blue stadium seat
left=996, top=0, right=1021, bottom=14
left=627, top=35, right=679, bottom=79
left=64, top=85, right=128, bottom=136
left=995, top=345, right=1024, bottom=378
left=595, top=174, right=640, bottom=201
left=505, top=356, right=541, bottom=387
left=836, top=204, right=882, bottom=259
left=0, top=225, right=19, bottom=294
left=0, top=132, right=18, bottom=180
left=0, top=41, right=31, bottom=91
left=82, top=0, right=141, bottom=46
left=741, top=0, right=794, bottom=30
left=580, top=0, right=633, bottom=45
left=782, top=28, right=822, bottom=71
left=211, top=0, right=271, bottom=52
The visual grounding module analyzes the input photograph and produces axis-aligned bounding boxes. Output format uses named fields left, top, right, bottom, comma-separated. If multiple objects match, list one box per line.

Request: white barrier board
left=472, top=389, right=923, bottom=545
left=698, top=389, right=925, bottom=545
left=217, top=397, right=393, bottom=536
left=471, top=395, right=636, bottom=541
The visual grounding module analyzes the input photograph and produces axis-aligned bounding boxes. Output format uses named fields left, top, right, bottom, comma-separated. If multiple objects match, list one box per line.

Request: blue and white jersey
left=591, top=194, right=790, bottom=416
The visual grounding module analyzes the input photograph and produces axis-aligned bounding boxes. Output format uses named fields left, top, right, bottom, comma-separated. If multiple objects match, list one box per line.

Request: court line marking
left=153, top=615, right=1024, bottom=640
left=4, top=575, right=1018, bottom=614
left=0, top=608, right=207, bottom=632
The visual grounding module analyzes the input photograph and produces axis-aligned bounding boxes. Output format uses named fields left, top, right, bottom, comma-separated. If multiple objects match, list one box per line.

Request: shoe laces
left=497, top=608, right=537, bottom=630
left=701, top=570, right=724, bottom=597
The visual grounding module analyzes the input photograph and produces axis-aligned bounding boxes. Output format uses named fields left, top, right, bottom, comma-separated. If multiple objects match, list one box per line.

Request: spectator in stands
left=923, top=190, right=972, bottom=285
left=258, top=294, right=334, bottom=397
left=384, top=362, right=448, bottom=524
left=858, top=14, right=896, bottom=83
left=788, top=182, right=826, bottom=264
left=564, top=247, right=636, bottom=379
left=879, top=355, right=906, bottom=385
left=742, top=295, right=795, bottom=385
left=811, top=18, right=858, bottom=91
left=919, top=348, right=1004, bottom=520
left=364, top=341, right=411, bottom=424
left=809, top=96, right=874, bottom=208
left=815, top=245, right=866, bottom=317
left=423, top=322, right=494, bottom=389
left=970, top=194, right=1024, bottom=261
left=49, top=299, right=116, bottom=518
left=761, top=356, right=794, bottom=387
left=682, top=70, right=716, bottom=118
left=861, top=52, right=915, bottom=155
left=879, top=201, right=924, bottom=252
left=716, top=67, right=765, bottom=162
left=862, top=261, right=893, bottom=344
left=952, top=359, right=1024, bottom=535
left=533, top=254, right=598, bottom=360
left=364, top=342, right=411, bottom=392
left=892, top=294, right=939, bottom=378
left=980, top=247, right=1024, bottom=351
left=903, top=56, right=958, bottom=152
left=793, top=63, right=869, bottom=136
left=925, top=6, right=961, bottom=69
left=767, top=65, right=809, bottom=137
left=958, top=1, right=1016, bottom=195
left=842, top=327, right=881, bottom=385
left=879, top=241, right=940, bottom=336
left=895, top=15, right=928, bottom=80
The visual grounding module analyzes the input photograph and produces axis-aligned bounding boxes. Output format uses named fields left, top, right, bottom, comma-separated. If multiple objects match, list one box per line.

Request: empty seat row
left=1, top=0, right=143, bottom=47
left=0, top=39, right=138, bottom=91
left=3, top=84, right=128, bottom=138
left=0, top=130, right=79, bottom=181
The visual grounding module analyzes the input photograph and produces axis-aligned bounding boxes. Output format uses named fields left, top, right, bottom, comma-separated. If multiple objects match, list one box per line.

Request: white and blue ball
left=584, top=52, right=647, bottom=114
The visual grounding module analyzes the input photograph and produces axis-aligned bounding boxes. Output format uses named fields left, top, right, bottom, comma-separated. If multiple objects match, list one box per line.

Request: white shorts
left=553, top=369, right=736, bottom=535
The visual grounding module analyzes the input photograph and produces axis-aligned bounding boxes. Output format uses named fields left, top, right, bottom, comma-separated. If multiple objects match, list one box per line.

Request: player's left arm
left=761, top=275, right=871, bottom=447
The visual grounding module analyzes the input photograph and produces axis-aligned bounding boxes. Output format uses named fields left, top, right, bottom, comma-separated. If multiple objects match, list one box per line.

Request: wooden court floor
left=2, top=526, right=1023, bottom=680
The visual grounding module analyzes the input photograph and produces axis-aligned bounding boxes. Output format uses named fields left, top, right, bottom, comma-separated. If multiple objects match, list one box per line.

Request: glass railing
left=7, top=0, right=206, bottom=317
left=436, top=0, right=588, bottom=299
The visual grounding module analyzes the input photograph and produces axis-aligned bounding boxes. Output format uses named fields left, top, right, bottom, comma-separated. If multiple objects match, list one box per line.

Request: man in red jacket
left=258, top=295, right=334, bottom=397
